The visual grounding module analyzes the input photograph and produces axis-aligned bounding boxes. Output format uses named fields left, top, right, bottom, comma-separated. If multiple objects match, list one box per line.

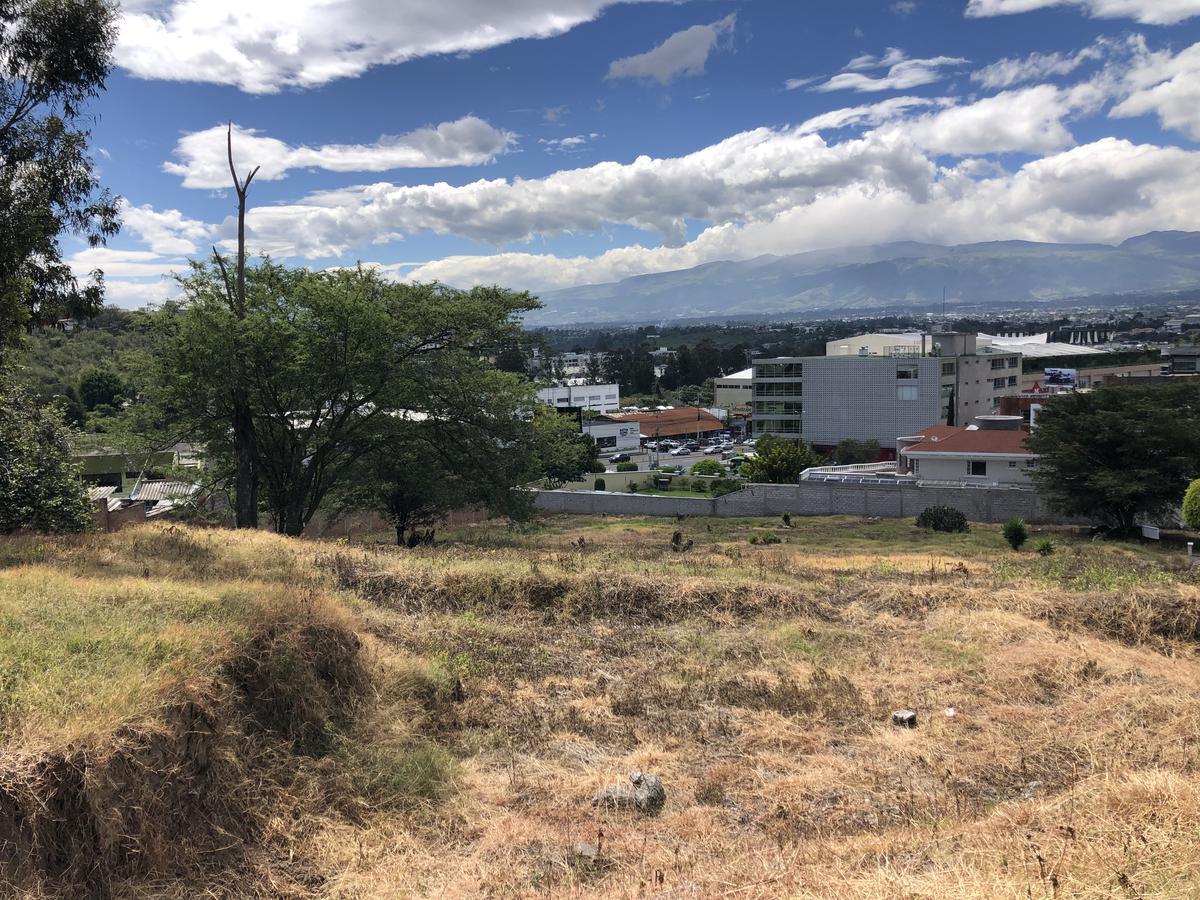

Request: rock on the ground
left=593, top=769, right=666, bottom=815
left=892, top=709, right=918, bottom=728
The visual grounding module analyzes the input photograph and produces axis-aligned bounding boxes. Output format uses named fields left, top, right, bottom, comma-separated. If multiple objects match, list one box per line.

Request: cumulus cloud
left=117, top=0, right=671, bottom=93
left=234, top=127, right=938, bottom=257
left=395, top=138, right=1200, bottom=291
left=964, top=0, right=1200, bottom=25
left=606, top=13, right=735, bottom=84
left=892, top=1, right=917, bottom=13
left=812, top=49, right=968, bottom=92
left=1111, top=40, right=1200, bottom=140
left=119, top=201, right=215, bottom=254
left=225, top=80, right=1097, bottom=262
left=164, top=117, right=515, bottom=189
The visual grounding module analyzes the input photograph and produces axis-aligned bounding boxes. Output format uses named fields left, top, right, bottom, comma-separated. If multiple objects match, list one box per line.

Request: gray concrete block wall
left=534, top=482, right=1083, bottom=525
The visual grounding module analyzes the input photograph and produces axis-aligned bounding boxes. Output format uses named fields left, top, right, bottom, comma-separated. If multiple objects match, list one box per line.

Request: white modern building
left=536, top=383, right=621, bottom=414
left=581, top=416, right=642, bottom=452
left=752, top=333, right=1022, bottom=451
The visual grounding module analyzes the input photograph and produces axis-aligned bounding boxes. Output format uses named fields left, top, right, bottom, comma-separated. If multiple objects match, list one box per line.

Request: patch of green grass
left=768, top=622, right=865, bottom=663
left=0, top=564, right=344, bottom=748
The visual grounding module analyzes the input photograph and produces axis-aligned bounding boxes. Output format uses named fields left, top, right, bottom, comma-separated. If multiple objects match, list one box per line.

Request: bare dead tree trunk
left=216, top=123, right=261, bottom=529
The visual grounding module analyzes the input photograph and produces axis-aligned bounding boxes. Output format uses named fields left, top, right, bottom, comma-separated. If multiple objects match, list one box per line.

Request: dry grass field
left=2, top=514, right=1199, bottom=898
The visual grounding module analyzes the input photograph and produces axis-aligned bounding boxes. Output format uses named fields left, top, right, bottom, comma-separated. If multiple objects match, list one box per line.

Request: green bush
left=1184, top=478, right=1200, bottom=530
left=690, top=459, right=724, bottom=477
left=1036, top=538, right=1056, bottom=556
left=615, top=461, right=639, bottom=472
left=1002, top=516, right=1028, bottom=550
left=750, top=532, right=782, bottom=545
left=593, top=477, right=606, bottom=491
left=673, top=477, right=691, bottom=491
left=709, top=477, right=741, bottom=497
left=628, top=482, right=639, bottom=493
left=915, top=506, right=969, bottom=533
left=781, top=512, right=792, bottom=527
left=588, top=460, right=607, bottom=474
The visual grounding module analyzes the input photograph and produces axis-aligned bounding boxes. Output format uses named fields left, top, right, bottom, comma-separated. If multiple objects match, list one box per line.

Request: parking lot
left=604, top=438, right=753, bottom=471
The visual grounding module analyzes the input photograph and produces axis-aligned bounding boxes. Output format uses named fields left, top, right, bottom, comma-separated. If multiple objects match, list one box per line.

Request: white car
left=703, top=444, right=724, bottom=454
left=669, top=446, right=691, bottom=456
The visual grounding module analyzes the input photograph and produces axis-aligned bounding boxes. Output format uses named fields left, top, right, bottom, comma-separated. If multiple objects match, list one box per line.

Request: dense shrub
left=749, top=532, right=782, bottom=545
left=1184, top=478, right=1200, bottom=529
left=628, top=482, right=639, bottom=493
left=589, top=460, right=607, bottom=474
left=593, top=478, right=606, bottom=491
left=673, top=477, right=691, bottom=491
left=915, top=506, right=969, bottom=533
left=1036, top=538, right=1056, bottom=556
left=709, top=477, right=741, bottom=497
left=691, top=459, right=724, bottom=477
left=615, top=461, right=639, bottom=472
left=1003, top=516, right=1028, bottom=550
left=781, top=512, right=792, bottom=527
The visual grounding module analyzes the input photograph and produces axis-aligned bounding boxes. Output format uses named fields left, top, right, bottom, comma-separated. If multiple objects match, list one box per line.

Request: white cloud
left=606, top=13, right=735, bottom=84
left=971, top=41, right=1110, bottom=89
left=236, top=127, right=939, bottom=257
left=119, top=201, right=215, bottom=254
left=797, top=96, right=946, bottom=134
left=1111, top=40, right=1200, bottom=140
left=964, top=0, right=1200, bottom=25
left=164, top=117, right=516, bottom=189
left=813, top=50, right=968, bottom=92
left=877, top=85, right=1078, bottom=155
left=892, top=1, right=917, bottom=13
left=396, top=138, right=1200, bottom=291
left=67, top=247, right=189, bottom=309
left=539, top=133, right=602, bottom=153
left=117, top=0, right=671, bottom=93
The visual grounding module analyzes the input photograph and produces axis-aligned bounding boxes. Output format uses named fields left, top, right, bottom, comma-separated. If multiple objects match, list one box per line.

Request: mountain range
left=528, top=231, right=1200, bottom=325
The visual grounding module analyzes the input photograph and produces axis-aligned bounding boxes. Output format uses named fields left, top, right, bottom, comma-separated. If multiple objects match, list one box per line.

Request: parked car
left=743, top=438, right=757, bottom=447
left=703, top=444, right=724, bottom=454
left=669, top=446, right=691, bottom=456
left=609, top=453, right=631, bottom=463
left=659, top=439, right=679, bottom=449
left=684, top=442, right=701, bottom=452
left=643, top=441, right=659, bottom=451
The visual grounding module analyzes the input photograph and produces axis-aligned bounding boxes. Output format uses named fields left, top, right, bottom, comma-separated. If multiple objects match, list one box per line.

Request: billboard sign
left=1043, top=367, right=1077, bottom=388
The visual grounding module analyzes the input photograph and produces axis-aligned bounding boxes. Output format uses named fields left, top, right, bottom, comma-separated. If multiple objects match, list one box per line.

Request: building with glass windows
left=751, top=333, right=1022, bottom=452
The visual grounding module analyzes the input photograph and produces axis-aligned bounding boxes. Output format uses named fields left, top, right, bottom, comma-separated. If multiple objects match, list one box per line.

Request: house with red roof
left=897, top=416, right=1038, bottom=486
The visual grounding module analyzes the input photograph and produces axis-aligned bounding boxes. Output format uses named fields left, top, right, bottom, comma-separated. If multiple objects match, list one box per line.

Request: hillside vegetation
left=2, top=515, right=1199, bottom=897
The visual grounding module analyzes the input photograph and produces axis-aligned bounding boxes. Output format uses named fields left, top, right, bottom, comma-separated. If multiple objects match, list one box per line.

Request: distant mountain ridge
left=529, top=231, right=1200, bottom=325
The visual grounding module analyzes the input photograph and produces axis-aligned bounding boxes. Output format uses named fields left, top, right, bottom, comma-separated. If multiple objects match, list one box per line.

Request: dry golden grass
left=4, top=516, right=1200, bottom=897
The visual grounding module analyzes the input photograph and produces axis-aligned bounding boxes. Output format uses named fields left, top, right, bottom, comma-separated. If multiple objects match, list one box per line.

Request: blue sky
left=76, top=0, right=1200, bottom=307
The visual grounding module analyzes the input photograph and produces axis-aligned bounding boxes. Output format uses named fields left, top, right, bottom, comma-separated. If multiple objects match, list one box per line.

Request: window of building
left=1007, top=375, right=1018, bottom=386
left=991, top=358, right=1006, bottom=370
left=1008, top=460, right=1017, bottom=468
left=1024, top=459, right=1036, bottom=468
left=911, top=460, right=920, bottom=476
left=896, top=364, right=919, bottom=379
left=992, top=377, right=1006, bottom=390
left=753, top=381, right=802, bottom=397
left=755, top=362, right=803, bottom=378
left=757, top=418, right=802, bottom=435
left=967, top=460, right=987, bottom=477
left=1008, top=357, right=1018, bottom=368
left=897, top=384, right=919, bottom=401
left=941, top=362, right=955, bottom=375
left=754, top=401, right=803, bottom=416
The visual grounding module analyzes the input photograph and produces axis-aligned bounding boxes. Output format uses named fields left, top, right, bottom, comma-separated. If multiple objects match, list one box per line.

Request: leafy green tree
left=1, top=0, right=120, bottom=346
left=1184, top=479, right=1200, bottom=530
left=690, top=458, right=724, bottom=477
left=533, top=404, right=597, bottom=488
left=739, top=435, right=821, bottom=484
left=832, top=438, right=881, bottom=465
left=147, top=262, right=539, bottom=535
left=0, top=377, right=91, bottom=533
left=77, top=366, right=124, bottom=411
left=1026, top=381, right=1200, bottom=534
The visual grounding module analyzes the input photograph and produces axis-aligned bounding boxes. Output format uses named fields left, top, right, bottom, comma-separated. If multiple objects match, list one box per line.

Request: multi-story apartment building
left=752, top=333, right=1022, bottom=451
